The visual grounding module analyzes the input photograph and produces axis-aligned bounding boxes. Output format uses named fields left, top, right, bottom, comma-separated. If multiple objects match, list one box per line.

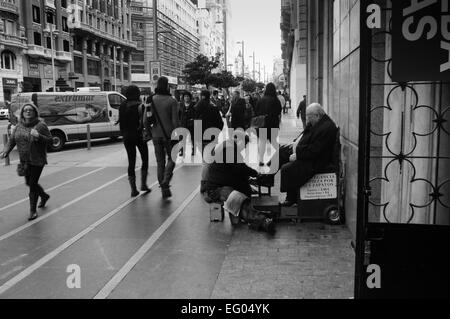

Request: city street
left=0, top=111, right=354, bottom=299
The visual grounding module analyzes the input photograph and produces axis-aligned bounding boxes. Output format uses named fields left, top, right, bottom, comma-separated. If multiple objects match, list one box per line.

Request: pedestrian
left=243, top=94, right=255, bottom=130
left=228, top=90, right=246, bottom=130
left=118, top=85, right=150, bottom=197
left=151, top=76, right=179, bottom=199
left=278, top=91, right=287, bottom=114
left=297, top=95, right=307, bottom=129
left=255, top=83, right=282, bottom=166
left=1, top=103, right=52, bottom=221
left=194, top=90, right=224, bottom=153
left=179, top=91, right=196, bottom=156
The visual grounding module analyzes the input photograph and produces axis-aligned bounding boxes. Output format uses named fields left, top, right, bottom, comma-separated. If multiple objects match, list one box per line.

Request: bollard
left=87, top=124, right=91, bottom=150
left=3, top=134, right=10, bottom=166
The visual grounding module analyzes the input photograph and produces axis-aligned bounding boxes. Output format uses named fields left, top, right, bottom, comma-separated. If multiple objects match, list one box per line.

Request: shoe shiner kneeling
left=200, top=131, right=275, bottom=234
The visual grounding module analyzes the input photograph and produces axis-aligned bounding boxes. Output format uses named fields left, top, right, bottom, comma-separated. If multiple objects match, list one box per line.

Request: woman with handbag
left=254, top=83, right=282, bottom=166
left=0, top=103, right=52, bottom=221
left=151, top=77, right=179, bottom=199
left=118, top=85, right=151, bottom=197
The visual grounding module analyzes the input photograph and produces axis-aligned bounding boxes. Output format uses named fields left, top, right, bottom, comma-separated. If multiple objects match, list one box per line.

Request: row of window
left=32, top=32, right=70, bottom=52
left=32, top=5, right=69, bottom=32
left=73, top=56, right=129, bottom=79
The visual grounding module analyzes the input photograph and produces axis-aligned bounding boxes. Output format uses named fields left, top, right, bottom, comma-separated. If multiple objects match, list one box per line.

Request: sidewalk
left=211, top=109, right=355, bottom=299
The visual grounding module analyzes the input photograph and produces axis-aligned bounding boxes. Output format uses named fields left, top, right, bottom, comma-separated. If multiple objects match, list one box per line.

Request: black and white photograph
left=0, top=0, right=449, bottom=307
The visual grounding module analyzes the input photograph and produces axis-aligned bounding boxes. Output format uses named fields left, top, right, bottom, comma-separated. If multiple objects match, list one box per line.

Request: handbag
left=17, top=162, right=29, bottom=177
left=139, top=104, right=152, bottom=142
left=251, top=114, right=267, bottom=128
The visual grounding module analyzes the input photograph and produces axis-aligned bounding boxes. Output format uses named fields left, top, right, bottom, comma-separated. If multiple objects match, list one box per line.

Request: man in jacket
left=280, top=103, right=338, bottom=206
left=297, top=95, right=307, bottom=129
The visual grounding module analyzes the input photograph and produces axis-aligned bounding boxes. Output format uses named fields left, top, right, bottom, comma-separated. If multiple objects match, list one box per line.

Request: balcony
left=0, top=0, right=19, bottom=15
left=0, top=33, right=27, bottom=49
left=26, top=45, right=47, bottom=58
left=45, top=0, right=56, bottom=10
left=71, top=21, right=137, bottom=49
left=55, top=51, right=72, bottom=62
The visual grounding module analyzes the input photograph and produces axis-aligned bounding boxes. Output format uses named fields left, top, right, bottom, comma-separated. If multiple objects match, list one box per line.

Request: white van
left=9, top=90, right=126, bottom=151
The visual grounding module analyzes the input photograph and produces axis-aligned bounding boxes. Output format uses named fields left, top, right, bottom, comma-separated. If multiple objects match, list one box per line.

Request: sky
left=229, top=0, right=282, bottom=80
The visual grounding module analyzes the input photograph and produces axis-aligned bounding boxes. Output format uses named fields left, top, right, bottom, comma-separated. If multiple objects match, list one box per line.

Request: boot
left=140, top=170, right=151, bottom=193
left=161, top=185, right=172, bottom=199
left=128, top=176, right=139, bottom=197
left=38, top=193, right=50, bottom=208
left=28, top=192, right=39, bottom=221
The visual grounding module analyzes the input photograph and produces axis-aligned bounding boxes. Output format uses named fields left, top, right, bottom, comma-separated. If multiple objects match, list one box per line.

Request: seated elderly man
left=200, top=132, right=275, bottom=234
left=279, top=103, right=338, bottom=207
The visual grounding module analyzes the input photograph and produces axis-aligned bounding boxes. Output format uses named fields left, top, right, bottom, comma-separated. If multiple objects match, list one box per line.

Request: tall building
left=0, top=0, right=26, bottom=104
left=197, top=0, right=224, bottom=67
left=21, top=0, right=72, bottom=93
left=130, top=0, right=199, bottom=90
left=68, top=0, right=136, bottom=92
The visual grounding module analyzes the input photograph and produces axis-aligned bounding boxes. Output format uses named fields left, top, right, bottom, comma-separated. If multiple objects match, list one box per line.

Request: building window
left=63, top=40, right=70, bottom=52
left=74, top=56, right=83, bottom=74
left=131, top=65, right=145, bottom=73
left=46, top=37, right=52, bottom=49
left=46, top=12, right=54, bottom=24
left=1, top=50, right=16, bottom=70
left=61, top=0, right=67, bottom=8
left=62, top=17, right=69, bottom=32
left=87, top=59, right=100, bottom=76
left=123, top=67, right=129, bottom=80
left=34, top=32, right=41, bottom=46
left=32, top=5, right=41, bottom=23
left=132, top=52, right=144, bottom=62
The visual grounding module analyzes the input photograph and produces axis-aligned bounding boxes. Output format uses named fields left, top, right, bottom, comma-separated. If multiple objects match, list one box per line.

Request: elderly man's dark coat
left=280, top=114, right=338, bottom=192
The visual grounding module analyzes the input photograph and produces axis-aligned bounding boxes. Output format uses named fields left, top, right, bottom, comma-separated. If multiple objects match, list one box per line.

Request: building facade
left=130, top=0, right=199, bottom=90
left=0, top=0, right=26, bottom=104
left=281, top=0, right=450, bottom=242
left=68, top=0, right=136, bottom=92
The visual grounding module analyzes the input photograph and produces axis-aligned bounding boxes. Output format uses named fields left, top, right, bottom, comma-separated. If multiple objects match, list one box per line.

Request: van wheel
left=49, top=131, right=65, bottom=152
left=325, top=206, right=342, bottom=225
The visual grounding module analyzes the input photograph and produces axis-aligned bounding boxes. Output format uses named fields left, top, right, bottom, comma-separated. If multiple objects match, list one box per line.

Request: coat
left=230, top=98, right=246, bottom=129
left=280, top=114, right=338, bottom=192
left=195, top=100, right=224, bottom=141
left=4, top=119, right=52, bottom=167
left=119, top=100, right=142, bottom=141
left=255, top=95, right=282, bottom=129
left=151, top=94, right=179, bottom=140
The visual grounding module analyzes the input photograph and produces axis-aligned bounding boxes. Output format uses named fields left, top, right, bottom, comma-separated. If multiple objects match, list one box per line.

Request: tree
left=242, top=79, right=257, bottom=93
left=207, top=71, right=240, bottom=90
left=182, top=54, right=220, bottom=88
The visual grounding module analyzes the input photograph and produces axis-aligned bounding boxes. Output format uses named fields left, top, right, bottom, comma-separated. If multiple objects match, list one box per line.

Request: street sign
left=392, top=0, right=450, bottom=81
left=150, top=61, right=161, bottom=83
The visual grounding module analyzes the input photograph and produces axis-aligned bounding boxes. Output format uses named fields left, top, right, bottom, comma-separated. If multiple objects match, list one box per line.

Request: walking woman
left=1, top=103, right=52, bottom=221
left=179, top=91, right=196, bottom=156
left=255, top=83, right=282, bottom=166
left=151, top=76, right=179, bottom=199
left=118, top=85, right=150, bottom=197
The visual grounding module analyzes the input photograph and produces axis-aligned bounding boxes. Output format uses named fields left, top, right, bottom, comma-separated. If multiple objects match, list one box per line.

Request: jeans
left=124, top=138, right=149, bottom=177
left=153, top=138, right=177, bottom=188
left=25, top=165, right=45, bottom=213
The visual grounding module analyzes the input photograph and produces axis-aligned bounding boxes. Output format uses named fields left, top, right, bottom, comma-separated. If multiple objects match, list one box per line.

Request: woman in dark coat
left=255, top=83, right=282, bottom=166
left=229, top=91, right=246, bottom=130
left=1, top=103, right=52, bottom=221
left=178, top=91, right=196, bottom=156
left=118, top=85, right=150, bottom=197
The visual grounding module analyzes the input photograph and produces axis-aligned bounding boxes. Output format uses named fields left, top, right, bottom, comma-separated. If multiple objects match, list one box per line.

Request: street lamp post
left=249, top=51, right=255, bottom=81
left=153, top=0, right=158, bottom=61
left=256, top=61, right=261, bottom=82
left=46, top=24, right=59, bottom=92
left=113, top=46, right=121, bottom=92
left=237, top=41, right=244, bottom=77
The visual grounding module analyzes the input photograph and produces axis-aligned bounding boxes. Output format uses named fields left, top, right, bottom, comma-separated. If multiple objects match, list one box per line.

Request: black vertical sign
left=392, top=0, right=450, bottom=81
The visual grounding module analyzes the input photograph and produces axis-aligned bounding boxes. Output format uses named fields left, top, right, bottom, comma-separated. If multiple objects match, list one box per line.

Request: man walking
left=297, top=95, right=307, bottom=129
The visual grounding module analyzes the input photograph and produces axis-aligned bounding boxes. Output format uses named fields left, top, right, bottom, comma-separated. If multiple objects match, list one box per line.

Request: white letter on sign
left=442, top=16, right=450, bottom=41
left=366, top=4, right=381, bottom=29
left=403, top=0, right=437, bottom=16
left=441, top=41, right=450, bottom=72
left=366, top=264, right=381, bottom=289
left=402, top=16, right=438, bottom=41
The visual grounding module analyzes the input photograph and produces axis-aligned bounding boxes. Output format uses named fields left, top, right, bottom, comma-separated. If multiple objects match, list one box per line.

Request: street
left=0, top=111, right=354, bottom=299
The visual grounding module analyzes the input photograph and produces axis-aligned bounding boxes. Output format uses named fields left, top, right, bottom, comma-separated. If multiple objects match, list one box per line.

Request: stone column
left=99, top=42, right=105, bottom=89
left=119, top=49, right=124, bottom=87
